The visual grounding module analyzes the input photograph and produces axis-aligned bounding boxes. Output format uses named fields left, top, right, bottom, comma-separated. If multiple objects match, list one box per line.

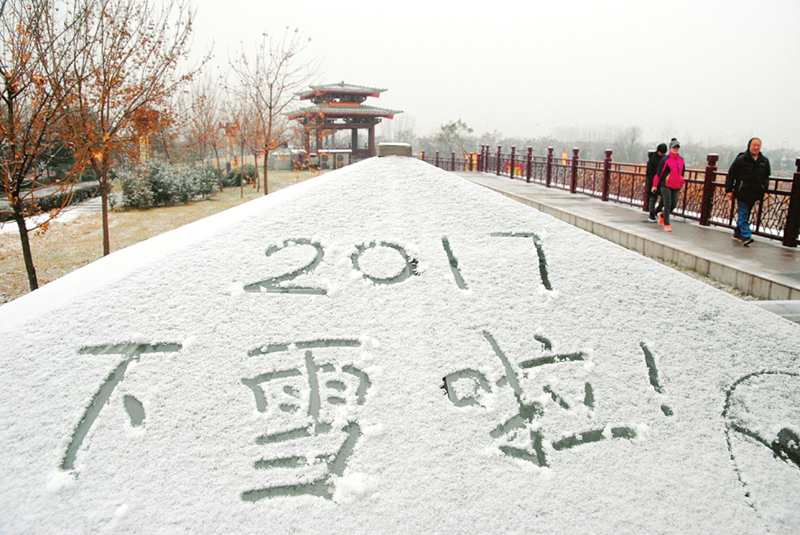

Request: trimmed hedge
left=38, top=181, right=99, bottom=213
left=0, top=181, right=99, bottom=222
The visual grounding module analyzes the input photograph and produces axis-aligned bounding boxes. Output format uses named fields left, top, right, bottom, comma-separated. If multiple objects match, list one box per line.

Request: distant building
left=288, top=82, right=401, bottom=160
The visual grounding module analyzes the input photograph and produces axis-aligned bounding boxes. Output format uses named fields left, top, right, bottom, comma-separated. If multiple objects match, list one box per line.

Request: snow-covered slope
left=1, top=156, right=798, bottom=534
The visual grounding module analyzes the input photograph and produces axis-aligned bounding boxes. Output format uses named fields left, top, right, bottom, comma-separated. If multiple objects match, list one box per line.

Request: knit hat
left=669, top=138, right=680, bottom=149
left=657, top=143, right=668, bottom=153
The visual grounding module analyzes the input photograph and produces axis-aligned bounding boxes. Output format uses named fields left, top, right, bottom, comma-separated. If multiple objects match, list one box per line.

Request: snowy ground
left=0, top=157, right=798, bottom=534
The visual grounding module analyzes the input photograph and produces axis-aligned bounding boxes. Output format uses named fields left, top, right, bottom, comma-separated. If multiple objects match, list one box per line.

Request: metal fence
left=419, top=146, right=800, bottom=248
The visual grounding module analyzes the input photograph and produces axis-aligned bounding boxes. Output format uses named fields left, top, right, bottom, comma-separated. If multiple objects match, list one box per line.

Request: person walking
left=646, top=143, right=668, bottom=222
left=725, top=138, right=771, bottom=247
left=651, top=139, right=685, bottom=232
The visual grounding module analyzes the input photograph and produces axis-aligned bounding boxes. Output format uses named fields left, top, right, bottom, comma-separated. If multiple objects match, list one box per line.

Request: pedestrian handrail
left=419, top=147, right=800, bottom=247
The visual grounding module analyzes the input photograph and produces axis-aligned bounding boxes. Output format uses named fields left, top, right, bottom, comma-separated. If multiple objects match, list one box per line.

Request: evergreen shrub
left=222, top=164, right=256, bottom=188
left=116, top=162, right=220, bottom=209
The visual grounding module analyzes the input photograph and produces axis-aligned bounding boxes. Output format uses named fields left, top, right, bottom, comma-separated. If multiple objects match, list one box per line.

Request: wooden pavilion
left=288, top=82, right=401, bottom=160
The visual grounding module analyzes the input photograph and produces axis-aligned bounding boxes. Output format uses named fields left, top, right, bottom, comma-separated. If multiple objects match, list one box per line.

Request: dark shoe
left=732, top=235, right=743, bottom=243
left=648, top=217, right=658, bottom=223
left=742, top=237, right=754, bottom=246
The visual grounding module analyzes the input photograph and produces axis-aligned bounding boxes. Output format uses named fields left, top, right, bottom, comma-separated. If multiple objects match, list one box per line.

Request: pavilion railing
left=418, top=147, right=800, bottom=248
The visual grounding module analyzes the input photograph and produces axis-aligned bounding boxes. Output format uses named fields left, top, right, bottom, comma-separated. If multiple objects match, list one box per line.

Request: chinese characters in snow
left=241, top=340, right=371, bottom=501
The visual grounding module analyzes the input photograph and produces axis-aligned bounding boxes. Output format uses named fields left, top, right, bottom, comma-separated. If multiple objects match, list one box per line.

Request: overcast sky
left=192, top=0, right=799, bottom=151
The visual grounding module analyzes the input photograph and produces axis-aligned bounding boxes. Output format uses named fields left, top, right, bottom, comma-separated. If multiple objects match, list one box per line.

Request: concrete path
left=0, top=197, right=103, bottom=235
left=455, top=171, right=800, bottom=322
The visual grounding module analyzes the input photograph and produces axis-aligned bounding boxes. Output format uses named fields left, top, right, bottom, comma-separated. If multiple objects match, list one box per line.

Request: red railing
left=418, top=147, right=800, bottom=247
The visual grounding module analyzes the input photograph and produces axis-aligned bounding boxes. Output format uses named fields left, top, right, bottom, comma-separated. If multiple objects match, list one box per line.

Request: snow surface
left=0, top=156, right=798, bottom=534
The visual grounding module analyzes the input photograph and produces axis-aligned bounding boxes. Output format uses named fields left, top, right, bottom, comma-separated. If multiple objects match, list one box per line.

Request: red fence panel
left=419, top=147, right=798, bottom=246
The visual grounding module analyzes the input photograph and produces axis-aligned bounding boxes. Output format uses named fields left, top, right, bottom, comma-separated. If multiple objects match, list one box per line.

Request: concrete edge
left=482, top=185, right=800, bottom=301
left=751, top=301, right=800, bottom=324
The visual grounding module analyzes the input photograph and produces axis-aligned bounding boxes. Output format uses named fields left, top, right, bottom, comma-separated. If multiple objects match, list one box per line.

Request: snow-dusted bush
left=148, top=162, right=179, bottom=206
left=117, top=165, right=154, bottom=209
left=223, top=164, right=255, bottom=188
left=180, top=165, right=218, bottom=200
left=116, top=163, right=220, bottom=209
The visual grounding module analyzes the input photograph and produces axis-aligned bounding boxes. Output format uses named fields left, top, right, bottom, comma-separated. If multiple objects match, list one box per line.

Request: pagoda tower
left=288, top=82, right=401, bottom=160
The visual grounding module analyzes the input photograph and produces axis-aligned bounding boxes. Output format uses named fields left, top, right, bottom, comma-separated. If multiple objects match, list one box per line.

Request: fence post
left=479, top=145, right=485, bottom=172
left=546, top=147, right=553, bottom=187
left=449, top=151, right=454, bottom=171
left=699, top=154, right=719, bottom=226
left=782, top=158, right=800, bottom=247
left=509, top=146, right=516, bottom=179
left=601, top=149, right=612, bottom=201
left=643, top=150, right=654, bottom=211
left=526, top=147, right=532, bottom=183
left=570, top=148, right=579, bottom=194
left=496, top=146, right=502, bottom=176
left=435, top=151, right=439, bottom=168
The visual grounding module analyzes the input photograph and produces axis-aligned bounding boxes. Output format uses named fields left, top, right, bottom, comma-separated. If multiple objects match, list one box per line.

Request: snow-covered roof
left=287, top=104, right=401, bottom=120
left=297, top=82, right=387, bottom=100
left=0, top=157, right=798, bottom=533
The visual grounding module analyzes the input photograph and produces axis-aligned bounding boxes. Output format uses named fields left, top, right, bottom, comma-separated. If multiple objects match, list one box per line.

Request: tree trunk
left=253, top=152, right=260, bottom=192
left=161, top=130, right=172, bottom=164
left=212, top=146, right=223, bottom=190
left=264, top=147, right=274, bottom=195
left=13, top=209, right=38, bottom=291
left=94, top=156, right=111, bottom=256
left=101, top=180, right=110, bottom=255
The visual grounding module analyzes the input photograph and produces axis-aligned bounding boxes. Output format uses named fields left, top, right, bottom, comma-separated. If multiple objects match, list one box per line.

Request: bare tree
left=182, top=73, right=225, bottom=174
left=1, top=0, right=93, bottom=290
left=231, top=28, right=315, bottom=195
left=436, top=119, right=475, bottom=155
left=378, top=113, right=416, bottom=146
left=613, top=125, right=643, bottom=163
left=61, top=0, right=200, bottom=256
left=231, top=99, right=262, bottom=190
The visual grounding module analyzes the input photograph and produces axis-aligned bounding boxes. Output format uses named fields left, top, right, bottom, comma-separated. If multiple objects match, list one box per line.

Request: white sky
left=192, top=0, right=800, bottom=149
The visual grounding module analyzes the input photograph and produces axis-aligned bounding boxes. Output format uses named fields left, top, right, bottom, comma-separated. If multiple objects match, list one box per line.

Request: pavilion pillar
left=368, top=125, right=376, bottom=157
left=351, top=129, right=358, bottom=152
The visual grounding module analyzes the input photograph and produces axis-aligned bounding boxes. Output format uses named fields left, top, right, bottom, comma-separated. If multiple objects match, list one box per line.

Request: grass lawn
left=0, top=169, right=326, bottom=304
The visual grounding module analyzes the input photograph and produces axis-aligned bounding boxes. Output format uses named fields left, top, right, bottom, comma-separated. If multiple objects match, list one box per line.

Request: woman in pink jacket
left=650, top=139, right=685, bottom=232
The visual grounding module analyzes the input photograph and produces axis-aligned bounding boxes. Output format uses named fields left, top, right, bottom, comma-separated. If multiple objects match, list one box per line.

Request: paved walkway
left=0, top=197, right=103, bottom=235
left=456, top=171, right=800, bottom=322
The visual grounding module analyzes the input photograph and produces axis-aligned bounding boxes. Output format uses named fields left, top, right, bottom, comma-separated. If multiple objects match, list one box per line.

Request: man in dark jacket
left=726, top=138, right=771, bottom=246
left=646, top=143, right=667, bottom=222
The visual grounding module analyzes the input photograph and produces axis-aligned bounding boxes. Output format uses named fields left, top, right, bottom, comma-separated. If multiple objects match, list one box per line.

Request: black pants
left=648, top=189, right=662, bottom=219
left=659, top=186, right=680, bottom=225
